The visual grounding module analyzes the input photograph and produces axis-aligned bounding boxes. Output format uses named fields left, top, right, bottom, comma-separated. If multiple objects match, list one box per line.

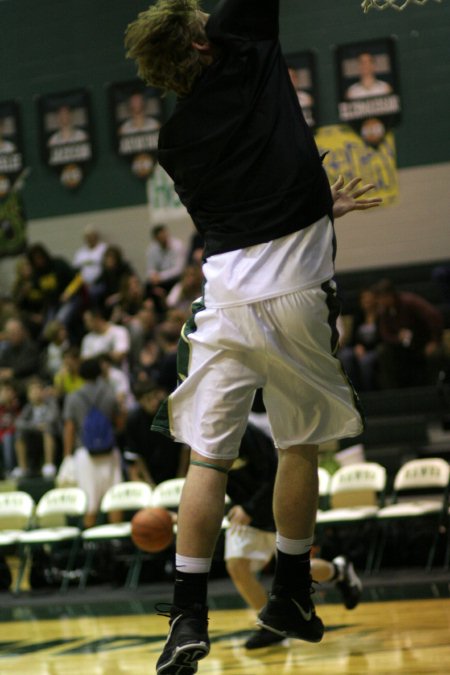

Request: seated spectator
left=166, top=264, right=204, bottom=316
left=27, top=243, right=82, bottom=334
left=124, top=380, right=189, bottom=487
left=0, top=318, right=40, bottom=384
left=98, top=353, right=136, bottom=413
left=81, top=306, right=130, bottom=371
left=0, top=380, right=21, bottom=478
left=146, top=224, right=187, bottom=294
left=42, top=320, right=70, bottom=380
left=53, top=346, right=84, bottom=401
left=373, top=278, right=444, bottom=388
left=72, top=225, right=108, bottom=291
left=186, top=230, right=204, bottom=266
left=14, top=377, right=60, bottom=479
left=153, top=319, right=182, bottom=393
left=63, top=358, right=124, bottom=528
left=112, top=274, right=146, bottom=325
left=11, top=256, right=45, bottom=339
left=128, top=301, right=160, bottom=385
left=90, top=245, right=134, bottom=308
left=338, top=288, right=380, bottom=391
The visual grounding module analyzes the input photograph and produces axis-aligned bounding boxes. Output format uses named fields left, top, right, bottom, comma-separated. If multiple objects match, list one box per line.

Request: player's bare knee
left=226, top=557, right=251, bottom=579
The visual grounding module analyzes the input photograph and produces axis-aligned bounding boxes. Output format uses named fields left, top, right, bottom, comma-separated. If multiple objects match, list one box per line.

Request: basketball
left=131, top=507, right=174, bottom=553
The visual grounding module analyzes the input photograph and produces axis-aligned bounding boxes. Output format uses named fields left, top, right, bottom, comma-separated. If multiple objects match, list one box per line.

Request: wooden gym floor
left=1, top=573, right=449, bottom=674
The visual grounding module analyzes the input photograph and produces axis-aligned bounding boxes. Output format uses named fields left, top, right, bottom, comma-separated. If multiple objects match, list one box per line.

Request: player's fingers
left=351, top=184, right=377, bottom=198
left=355, top=201, right=382, bottom=210
left=343, top=177, right=362, bottom=193
left=331, top=175, right=345, bottom=191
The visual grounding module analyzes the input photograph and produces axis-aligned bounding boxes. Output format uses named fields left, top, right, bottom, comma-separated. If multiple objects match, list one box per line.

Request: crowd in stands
left=0, top=222, right=448, bottom=521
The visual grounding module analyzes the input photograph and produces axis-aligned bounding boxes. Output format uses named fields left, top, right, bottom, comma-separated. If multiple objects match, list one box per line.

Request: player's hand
left=331, top=175, right=383, bottom=219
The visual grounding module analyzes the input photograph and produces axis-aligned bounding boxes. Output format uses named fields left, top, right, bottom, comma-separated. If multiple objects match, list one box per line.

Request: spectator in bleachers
left=338, top=288, right=380, bottom=391
left=13, top=377, right=60, bottom=479
left=166, top=264, right=204, bottom=315
left=124, top=380, right=189, bottom=487
left=72, top=225, right=108, bottom=291
left=11, top=257, right=45, bottom=339
left=112, top=273, right=146, bottom=325
left=63, top=358, right=124, bottom=528
left=90, top=244, right=134, bottom=309
left=98, top=353, right=136, bottom=413
left=53, top=346, right=84, bottom=401
left=373, top=278, right=444, bottom=388
left=153, top=319, right=182, bottom=393
left=0, top=380, right=21, bottom=478
left=81, top=306, right=130, bottom=370
left=41, top=320, right=70, bottom=380
left=146, top=224, right=187, bottom=294
left=26, top=243, right=81, bottom=332
left=0, top=318, right=40, bottom=384
left=128, top=301, right=158, bottom=374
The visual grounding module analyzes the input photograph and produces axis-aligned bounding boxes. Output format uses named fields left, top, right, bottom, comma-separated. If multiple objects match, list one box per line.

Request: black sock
left=273, top=550, right=311, bottom=597
left=173, top=570, right=209, bottom=609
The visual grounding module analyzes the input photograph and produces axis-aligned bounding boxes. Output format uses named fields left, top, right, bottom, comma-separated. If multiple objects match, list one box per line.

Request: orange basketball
left=131, top=507, right=174, bottom=553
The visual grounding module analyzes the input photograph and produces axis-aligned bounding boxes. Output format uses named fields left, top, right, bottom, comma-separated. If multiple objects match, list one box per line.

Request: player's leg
left=258, top=443, right=324, bottom=643
left=313, top=556, right=362, bottom=610
left=156, top=453, right=232, bottom=674
left=226, top=557, right=268, bottom=610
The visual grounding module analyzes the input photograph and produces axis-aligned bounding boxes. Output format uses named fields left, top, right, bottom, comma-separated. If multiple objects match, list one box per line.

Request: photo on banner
left=38, top=89, right=93, bottom=189
left=336, top=38, right=401, bottom=146
left=0, top=100, right=24, bottom=199
left=109, top=80, right=162, bottom=179
left=285, top=51, right=318, bottom=129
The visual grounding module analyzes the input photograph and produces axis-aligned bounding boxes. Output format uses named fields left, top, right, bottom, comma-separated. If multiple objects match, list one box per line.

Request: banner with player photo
left=315, top=125, right=399, bottom=206
left=336, top=38, right=401, bottom=147
left=285, top=52, right=318, bottom=129
left=38, top=89, right=93, bottom=189
left=0, top=100, right=24, bottom=199
left=110, top=80, right=162, bottom=179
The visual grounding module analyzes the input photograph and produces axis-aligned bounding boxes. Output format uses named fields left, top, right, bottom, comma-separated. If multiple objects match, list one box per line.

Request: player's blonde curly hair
left=125, top=0, right=208, bottom=98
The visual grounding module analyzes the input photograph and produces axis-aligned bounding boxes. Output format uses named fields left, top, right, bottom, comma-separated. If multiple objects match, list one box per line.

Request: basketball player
left=125, top=2, right=381, bottom=672
left=226, top=421, right=362, bottom=650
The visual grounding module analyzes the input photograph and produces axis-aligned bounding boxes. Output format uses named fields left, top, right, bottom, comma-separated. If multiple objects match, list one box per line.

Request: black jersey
left=158, top=0, right=333, bottom=259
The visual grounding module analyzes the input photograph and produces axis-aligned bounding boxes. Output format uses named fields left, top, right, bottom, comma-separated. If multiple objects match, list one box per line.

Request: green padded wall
left=1, top=0, right=449, bottom=219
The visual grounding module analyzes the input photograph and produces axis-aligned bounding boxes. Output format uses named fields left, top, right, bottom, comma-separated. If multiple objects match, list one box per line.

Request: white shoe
left=332, top=556, right=362, bottom=610
left=9, top=466, right=26, bottom=479
left=42, top=463, right=57, bottom=479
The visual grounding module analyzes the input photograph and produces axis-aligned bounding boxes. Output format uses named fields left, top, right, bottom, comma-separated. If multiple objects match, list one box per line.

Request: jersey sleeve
left=207, top=0, right=279, bottom=44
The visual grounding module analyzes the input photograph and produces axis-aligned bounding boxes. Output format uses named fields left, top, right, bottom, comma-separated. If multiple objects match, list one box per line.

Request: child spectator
left=0, top=380, right=21, bottom=478
left=14, top=377, right=60, bottom=479
left=53, top=346, right=84, bottom=401
left=42, top=320, right=70, bottom=380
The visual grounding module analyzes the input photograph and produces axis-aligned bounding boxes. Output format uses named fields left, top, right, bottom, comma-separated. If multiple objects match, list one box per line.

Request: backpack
left=80, top=390, right=115, bottom=455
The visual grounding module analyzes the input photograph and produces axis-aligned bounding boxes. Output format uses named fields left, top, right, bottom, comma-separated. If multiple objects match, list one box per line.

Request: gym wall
left=1, top=0, right=449, bottom=285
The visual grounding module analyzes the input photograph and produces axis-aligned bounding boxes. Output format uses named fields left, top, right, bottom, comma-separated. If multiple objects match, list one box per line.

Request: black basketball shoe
left=333, top=556, right=362, bottom=610
left=156, top=604, right=210, bottom=674
left=245, top=627, right=286, bottom=650
left=257, top=583, right=324, bottom=643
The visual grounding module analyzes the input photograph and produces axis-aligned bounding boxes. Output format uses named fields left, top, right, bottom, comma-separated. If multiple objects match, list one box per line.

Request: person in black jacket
left=125, top=2, right=380, bottom=671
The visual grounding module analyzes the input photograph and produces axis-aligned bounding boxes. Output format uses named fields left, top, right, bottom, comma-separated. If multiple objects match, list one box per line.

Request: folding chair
left=374, top=458, right=450, bottom=571
left=15, top=487, right=87, bottom=592
left=315, top=462, right=387, bottom=572
left=79, top=481, right=153, bottom=589
left=0, top=491, right=35, bottom=548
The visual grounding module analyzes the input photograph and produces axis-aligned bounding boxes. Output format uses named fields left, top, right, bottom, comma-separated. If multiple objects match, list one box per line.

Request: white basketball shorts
left=225, top=525, right=276, bottom=572
left=152, top=281, right=363, bottom=460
